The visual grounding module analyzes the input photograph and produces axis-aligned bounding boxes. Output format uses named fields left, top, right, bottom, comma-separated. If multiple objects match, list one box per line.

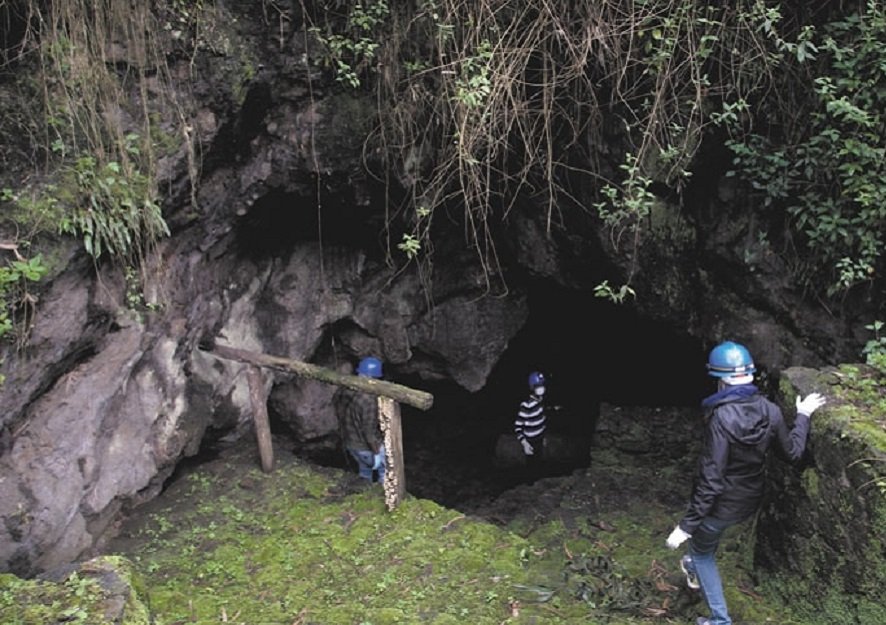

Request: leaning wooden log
left=246, top=365, right=274, bottom=473
left=204, top=343, right=434, bottom=411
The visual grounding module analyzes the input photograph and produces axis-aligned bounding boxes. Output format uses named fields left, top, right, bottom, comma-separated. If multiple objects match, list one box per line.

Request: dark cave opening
left=234, top=187, right=390, bottom=259
left=166, top=274, right=710, bottom=517
left=271, top=280, right=711, bottom=512
left=392, top=282, right=710, bottom=510
left=200, top=187, right=713, bottom=510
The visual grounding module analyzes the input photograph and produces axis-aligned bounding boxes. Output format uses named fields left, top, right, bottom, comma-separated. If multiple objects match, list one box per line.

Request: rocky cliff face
left=757, top=366, right=885, bottom=625
left=0, top=1, right=880, bottom=577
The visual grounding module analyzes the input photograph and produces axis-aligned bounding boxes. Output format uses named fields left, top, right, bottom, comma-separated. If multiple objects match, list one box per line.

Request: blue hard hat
left=706, top=341, right=755, bottom=378
left=357, top=357, right=383, bottom=378
left=528, top=371, right=545, bottom=388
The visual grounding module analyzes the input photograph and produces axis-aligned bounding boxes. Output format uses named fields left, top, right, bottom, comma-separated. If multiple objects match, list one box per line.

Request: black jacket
left=679, top=389, right=810, bottom=533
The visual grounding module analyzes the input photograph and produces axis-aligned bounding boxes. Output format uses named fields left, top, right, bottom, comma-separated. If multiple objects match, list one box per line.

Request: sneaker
left=681, top=555, right=700, bottom=590
left=696, top=618, right=711, bottom=625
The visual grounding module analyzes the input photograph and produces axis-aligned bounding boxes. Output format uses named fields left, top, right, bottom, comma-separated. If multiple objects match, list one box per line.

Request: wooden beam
left=204, top=343, right=434, bottom=411
left=205, top=342, right=430, bottom=505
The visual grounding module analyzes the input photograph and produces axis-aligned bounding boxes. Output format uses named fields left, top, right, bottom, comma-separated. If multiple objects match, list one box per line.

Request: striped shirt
left=515, top=393, right=546, bottom=442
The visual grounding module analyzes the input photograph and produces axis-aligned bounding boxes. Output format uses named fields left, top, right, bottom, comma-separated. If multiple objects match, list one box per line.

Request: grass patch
left=102, top=439, right=810, bottom=624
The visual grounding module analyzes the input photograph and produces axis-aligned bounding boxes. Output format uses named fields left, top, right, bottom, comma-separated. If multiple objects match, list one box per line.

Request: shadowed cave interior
left=275, top=283, right=712, bottom=512
left=175, top=189, right=714, bottom=513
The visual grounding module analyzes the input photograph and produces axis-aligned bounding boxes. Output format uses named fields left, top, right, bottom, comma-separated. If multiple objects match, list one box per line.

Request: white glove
left=796, top=392, right=826, bottom=416
left=666, top=526, right=691, bottom=550
left=520, top=439, right=534, bottom=456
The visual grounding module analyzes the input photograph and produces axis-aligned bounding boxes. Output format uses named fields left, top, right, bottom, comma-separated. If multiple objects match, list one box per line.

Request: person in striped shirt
left=515, top=371, right=547, bottom=470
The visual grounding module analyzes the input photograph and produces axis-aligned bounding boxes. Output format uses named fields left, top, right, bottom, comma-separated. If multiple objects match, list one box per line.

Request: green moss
left=831, top=364, right=886, bottom=448
left=109, top=454, right=606, bottom=624
left=112, top=444, right=814, bottom=624
left=147, top=113, right=183, bottom=157
left=195, top=4, right=260, bottom=107
left=801, top=467, right=821, bottom=498
left=0, top=556, right=150, bottom=625
left=648, top=197, right=695, bottom=248
left=1, top=185, right=65, bottom=239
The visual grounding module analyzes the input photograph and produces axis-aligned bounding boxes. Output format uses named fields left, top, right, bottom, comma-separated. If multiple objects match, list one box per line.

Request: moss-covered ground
left=85, top=411, right=809, bottom=625
left=0, top=555, right=150, bottom=625
left=2, top=402, right=837, bottom=624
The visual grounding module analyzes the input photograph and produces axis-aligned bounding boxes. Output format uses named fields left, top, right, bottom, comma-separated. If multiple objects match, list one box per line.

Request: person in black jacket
left=665, top=341, right=826, bottom=625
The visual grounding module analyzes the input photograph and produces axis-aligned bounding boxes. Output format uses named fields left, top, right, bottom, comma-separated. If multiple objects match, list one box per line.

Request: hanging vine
left=0, top=0, right=204, bottom=346
left=302, top=0, right=798, bottom=297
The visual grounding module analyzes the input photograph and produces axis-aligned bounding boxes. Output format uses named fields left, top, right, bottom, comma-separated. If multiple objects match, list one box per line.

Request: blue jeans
left=348, top=447, right=386, bottom=482
left=686, top=517, right=737, bottom=625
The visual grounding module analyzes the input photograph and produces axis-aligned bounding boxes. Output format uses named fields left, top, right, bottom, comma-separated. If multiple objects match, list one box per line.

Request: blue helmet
left=357, top=357, right=383, bottom=378
left=706, top=341, right=755, bottom=378
left=528, top=371, right=545, bottom=388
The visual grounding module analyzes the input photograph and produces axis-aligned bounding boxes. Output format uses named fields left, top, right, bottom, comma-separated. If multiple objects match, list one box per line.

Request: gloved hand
left=520, top=439, right=534, bottom=456
left=796, top=392, right=826, bottom=416
left=666, top=526, right=691, bottom=550
left=372, top=452, right=384, bottom=471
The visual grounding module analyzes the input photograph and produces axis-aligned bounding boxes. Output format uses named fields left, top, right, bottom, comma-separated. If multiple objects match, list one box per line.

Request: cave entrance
left=396, top=281, right=709, bottom=511
left=169, top=282, right=709, bottom=518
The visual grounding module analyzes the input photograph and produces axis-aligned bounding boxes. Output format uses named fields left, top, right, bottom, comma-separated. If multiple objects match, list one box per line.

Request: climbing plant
left=30, top=0, right=186, bottom=266
left=307, top=0, right=390, bottom=88
left=0, top=252, right=46, bottom=342
left=1, top=0, right=212, bottom=256
left=4, top=0, right=881, bottom=310
left=57, top=145, right=168, bottom=262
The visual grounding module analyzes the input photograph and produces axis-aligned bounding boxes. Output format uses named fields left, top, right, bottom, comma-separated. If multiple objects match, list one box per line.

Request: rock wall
left=0, top=2, right=530, bottom=574
left=755, top=366, right=886, bottom=625
left=0, top=237, right=528, bottom=575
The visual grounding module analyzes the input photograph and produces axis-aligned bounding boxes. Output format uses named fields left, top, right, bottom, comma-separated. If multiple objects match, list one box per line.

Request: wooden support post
left=379, top=397, right=406, bottom=510
left=246, top=366, right=274, bottom=473
left=203, top=342, right=434, bottom=508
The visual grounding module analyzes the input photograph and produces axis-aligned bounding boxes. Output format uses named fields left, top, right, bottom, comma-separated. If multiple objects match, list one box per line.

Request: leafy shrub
left=862, top=320, right=886, bottom=375
left=724, top=3, right=886, bottom=295
left=0, top=254, right=47, bottom=342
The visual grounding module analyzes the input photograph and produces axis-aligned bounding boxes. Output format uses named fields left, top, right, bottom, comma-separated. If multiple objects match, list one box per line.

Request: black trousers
left=525, top=435, right=545, bottom=470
